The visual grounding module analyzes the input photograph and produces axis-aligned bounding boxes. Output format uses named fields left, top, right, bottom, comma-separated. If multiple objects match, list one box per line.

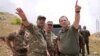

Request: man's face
left=47, top=24, right=53, bottom=31
left=37, top=19, right=45, bottom=28
left=59, top=16, right=69, bottom=28
left=83, top=26, right=86, bottom=30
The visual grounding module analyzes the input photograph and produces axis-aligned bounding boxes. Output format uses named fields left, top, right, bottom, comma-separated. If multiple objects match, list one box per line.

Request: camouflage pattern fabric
left=7, top=31, right=29, bottom=56
left=26, top=24, right=47, bottom=56
left=46, top=32, right=57, bottom=56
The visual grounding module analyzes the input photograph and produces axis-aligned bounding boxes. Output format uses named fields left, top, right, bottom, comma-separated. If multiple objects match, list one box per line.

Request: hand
left=16, top=8, right=27, bottom=21
left=46, top=52, right=50, bottom=56
left=11, top=48, right=16, bottom=53
left=46, top=49, right=50, bottom=56
left=75, top=0, right=81, bottom=13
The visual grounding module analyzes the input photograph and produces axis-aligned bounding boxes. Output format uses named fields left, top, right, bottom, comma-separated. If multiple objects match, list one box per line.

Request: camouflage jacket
left=26, top=24, right=47, bottom=56
left=45, top=32, right=57, bottom=49
left=7, top=31, right=29, bottom=50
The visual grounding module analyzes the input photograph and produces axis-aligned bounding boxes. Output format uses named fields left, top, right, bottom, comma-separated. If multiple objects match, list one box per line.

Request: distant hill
left=91, top=32, right=100, bottom=38
left=0, top=12, right=20, bottom=36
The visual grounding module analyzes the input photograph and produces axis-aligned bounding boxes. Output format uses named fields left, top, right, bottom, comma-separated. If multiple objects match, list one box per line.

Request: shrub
left=11, top=17, right=22, bottom=25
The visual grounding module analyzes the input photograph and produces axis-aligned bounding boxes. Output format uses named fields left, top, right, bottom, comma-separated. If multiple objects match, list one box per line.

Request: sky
left=0, top=0, right=100, bottom=34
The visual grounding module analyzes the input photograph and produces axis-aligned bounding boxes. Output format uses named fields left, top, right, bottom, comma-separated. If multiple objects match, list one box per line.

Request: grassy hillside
left=89, top=32, right=100, bottom=55
left=0, top=12, right=20, bottom=56
left=0, top=12, right=20, bottom=36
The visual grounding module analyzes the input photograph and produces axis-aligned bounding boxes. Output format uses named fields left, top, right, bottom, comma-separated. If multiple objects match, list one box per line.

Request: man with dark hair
left=78, top=25, right=85, bottom=56
left=16, top=8, right=50, bottom=56
left=81, top=26, right=90, bottom=55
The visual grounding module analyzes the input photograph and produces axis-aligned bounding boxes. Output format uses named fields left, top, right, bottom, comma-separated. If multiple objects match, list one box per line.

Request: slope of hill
left=89, top=32, right=100, bottom=55
left=0, top=12, right=20, bottom=56
left=0, top=12, right=20, bottom=36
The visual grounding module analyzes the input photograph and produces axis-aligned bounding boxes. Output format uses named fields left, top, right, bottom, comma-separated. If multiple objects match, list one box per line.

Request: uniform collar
left=61, top=26, right=69, bottom=33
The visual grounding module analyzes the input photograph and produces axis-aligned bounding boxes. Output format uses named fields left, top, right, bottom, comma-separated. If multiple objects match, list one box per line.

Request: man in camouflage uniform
left=5, top=24, right=29, bottom=56
left=45, top=21, right=57, bottom=56
left=16, top=8, right=50, bottom=56
left=78, top=25, right=85, bottom=56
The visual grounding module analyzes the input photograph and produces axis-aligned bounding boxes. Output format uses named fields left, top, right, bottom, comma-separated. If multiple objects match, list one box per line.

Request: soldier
left=45, top=21, right=57, bottom=56
left=58, top=0, right=81, bottom=56
left=16, top=8, right=50, bottom=56
left=1, top=24, right=29, bottom=56
left=81, top=26, right=90, bottom=55
left=78, top=25, right=85, bottom=56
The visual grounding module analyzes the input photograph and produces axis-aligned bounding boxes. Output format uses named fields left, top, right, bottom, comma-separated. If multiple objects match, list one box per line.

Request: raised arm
left=73, top=0, right=81, bottom=29
left=16, top=8, right=30, bottom=26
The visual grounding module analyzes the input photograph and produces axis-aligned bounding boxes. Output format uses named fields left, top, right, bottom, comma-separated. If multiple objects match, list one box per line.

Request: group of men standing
left=0, top=0, right=90, bottom=56
left=78, top=25, right=90, bottom=56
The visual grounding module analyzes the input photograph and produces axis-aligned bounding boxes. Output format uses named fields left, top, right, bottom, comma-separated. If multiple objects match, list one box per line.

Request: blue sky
left=0, top=0, right=100, bottom=34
